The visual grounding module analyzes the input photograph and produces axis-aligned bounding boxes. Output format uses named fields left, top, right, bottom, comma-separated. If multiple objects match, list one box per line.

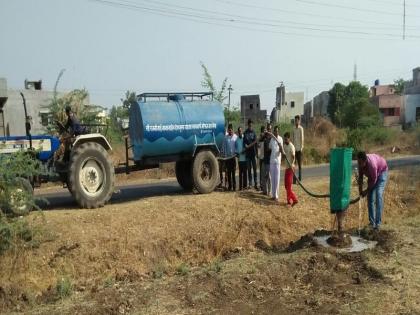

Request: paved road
left=37, top=155, right=420, bottom=210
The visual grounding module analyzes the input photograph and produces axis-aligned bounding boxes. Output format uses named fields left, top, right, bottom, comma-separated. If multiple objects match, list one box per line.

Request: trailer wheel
left=175, top=160, right=193, bottom=191
left=3, top=178, right=34, bottom=216
left=192, top=150, right=219, bottom=194
left=68, top=142, right=115, bottom=208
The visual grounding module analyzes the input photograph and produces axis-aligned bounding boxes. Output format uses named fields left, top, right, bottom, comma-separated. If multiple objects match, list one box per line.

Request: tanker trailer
left=127, top=92, right=225, bottom=193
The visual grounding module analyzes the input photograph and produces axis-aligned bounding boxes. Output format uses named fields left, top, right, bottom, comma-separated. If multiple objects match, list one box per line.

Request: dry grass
left=0, top=167, right=419, bottom=306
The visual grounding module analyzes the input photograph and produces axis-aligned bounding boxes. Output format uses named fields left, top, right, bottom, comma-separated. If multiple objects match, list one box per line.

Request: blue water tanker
left=126, top=92, right=225, bottom=193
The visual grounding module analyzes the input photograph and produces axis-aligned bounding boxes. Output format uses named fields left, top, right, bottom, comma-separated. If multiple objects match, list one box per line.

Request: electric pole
left=403, top=0, right=406, bottom=40
left=228, top=84, right=233, bottom=112
left=227, top=84, right=233, bottom=124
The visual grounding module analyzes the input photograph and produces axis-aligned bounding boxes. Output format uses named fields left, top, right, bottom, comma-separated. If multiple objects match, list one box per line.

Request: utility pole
left=353, top=62, right=357, bottom=81
left=227, top=84, right=233, bottom=124
left=403, top=0, right=406, bottom=40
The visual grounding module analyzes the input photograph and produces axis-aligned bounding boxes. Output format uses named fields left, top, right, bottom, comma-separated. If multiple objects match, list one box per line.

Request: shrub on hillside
left=0, top=150, right=41, bottom=215
left=0, top=150, right=49, bottom=256
left=344, top=128, right=363, bottom=153
left=365, top=126, right=398, bottom=145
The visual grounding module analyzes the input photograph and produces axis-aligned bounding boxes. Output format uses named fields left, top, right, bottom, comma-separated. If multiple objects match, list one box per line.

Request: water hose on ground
left=281, top=144, right=361, bottom=204
left=218, top=137, right=361, bottom=204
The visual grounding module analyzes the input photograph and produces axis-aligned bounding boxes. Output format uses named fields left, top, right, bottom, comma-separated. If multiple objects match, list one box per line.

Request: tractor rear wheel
left=68, top=142, right=115, bottom=208
left=175, top=160, right=193, bottom=191
left=192, top=150, right=219, bottom=194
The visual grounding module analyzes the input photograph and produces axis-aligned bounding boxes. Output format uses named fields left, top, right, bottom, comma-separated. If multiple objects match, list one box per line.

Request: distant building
left=303, top=100, right=313, bottom=127
left=271, top=84, right=304, bottom=124
left=403, top=67, right=420, bottom=126
left=0, top=78, right=67, bottom=136
left=279, top=91, right=305, bottom=124
left=240, top=94, right=267, bottom=123
left=0, top=78, right=100, bottom=137
left=276, top=83, right=286, bottom=107
left=313, top=91, right=329, bottom=118
left=370, top=82, right=403, bottom=127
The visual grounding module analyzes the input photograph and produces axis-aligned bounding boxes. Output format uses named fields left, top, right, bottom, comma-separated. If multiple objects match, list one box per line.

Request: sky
left=1, top=0, right=420, bottom=112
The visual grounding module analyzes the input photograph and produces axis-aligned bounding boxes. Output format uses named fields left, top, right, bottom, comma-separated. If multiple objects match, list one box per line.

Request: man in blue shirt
left=235, top=127, right=247, bottom=191
left=222, top=123, right=237, bottom=191
left=244, top=119, right=258, bottom=189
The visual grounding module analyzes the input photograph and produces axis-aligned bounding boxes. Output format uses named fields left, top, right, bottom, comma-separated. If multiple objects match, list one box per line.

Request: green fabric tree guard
left=329, top=148, right=353, bottom=213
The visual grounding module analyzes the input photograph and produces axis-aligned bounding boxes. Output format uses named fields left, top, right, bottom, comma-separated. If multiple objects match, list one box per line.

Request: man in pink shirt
left=357, top=151, right=388, bottom=230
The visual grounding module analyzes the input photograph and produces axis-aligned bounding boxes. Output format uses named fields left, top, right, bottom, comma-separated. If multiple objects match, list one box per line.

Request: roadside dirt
left=1, top=168, right=419, bottom=314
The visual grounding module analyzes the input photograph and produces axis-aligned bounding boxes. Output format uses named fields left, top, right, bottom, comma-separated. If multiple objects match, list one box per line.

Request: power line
left=138, top=0, right=420, bottom=32
left=364, top=0, right=420, bottom=8
left=88, top=0, right=420, bottom=40
left=295, top=0, right=420, bottom=18
left=213, top=0, right=420, bottom=29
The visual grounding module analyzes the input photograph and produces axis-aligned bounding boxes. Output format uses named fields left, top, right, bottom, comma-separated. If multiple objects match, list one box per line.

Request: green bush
left=345, top=128, right=363, bottom=153
left=0, top=219, right=13, bottom=253
left=176, top=263, right=190, bottom=276
left=0, top=214, right=45, bottom=255
left=308, top=147, right=323, bottom=164
left=365, top=126, right=397, bottom=145
left=56, top=277, right=72, bottom=298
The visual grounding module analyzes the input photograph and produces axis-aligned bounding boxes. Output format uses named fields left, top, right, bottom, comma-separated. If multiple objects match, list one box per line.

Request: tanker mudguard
left=129, top=92, right=225, bottom=161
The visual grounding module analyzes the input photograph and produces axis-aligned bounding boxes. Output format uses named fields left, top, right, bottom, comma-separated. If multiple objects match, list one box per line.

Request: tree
left=200, top=62, right=228, bottom=103
left=224, top=106, right=241, bottom=125
left=393, top=78, right=407, bottom=95
left=121, top=90, right=137, bottom=109
left=328, top=81, right=379, bottom=128
left=43, top=89, right=101, bottom=134
left=327, top=83, right=346, bottom=126
left=43, top=71, right=102, bottom=134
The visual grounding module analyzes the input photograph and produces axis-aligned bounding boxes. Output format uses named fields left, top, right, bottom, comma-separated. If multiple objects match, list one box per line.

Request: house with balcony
left=369, top=82, right=403, bottom=128
left=240, top=94, right=267, bottom=123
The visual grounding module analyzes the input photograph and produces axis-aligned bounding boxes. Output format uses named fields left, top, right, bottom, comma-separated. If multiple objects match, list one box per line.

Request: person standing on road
left=292, top=115, right=304, bottom=184
left=262, top=123, right=272, bottom=196
left=235, top=127, right=247, bottom=190
left=357, top=151, right=388, bottom=230
left=268, top=126, right=284, bottom=202
left=222, top=123, right=237, bottom=191
left=244, top=119, right=258, bottom=190
left=283, top=132, right=298, bottom=206
left=258, top=125, right=266, bottom=191
left=218, top=126, right=228, bottom=189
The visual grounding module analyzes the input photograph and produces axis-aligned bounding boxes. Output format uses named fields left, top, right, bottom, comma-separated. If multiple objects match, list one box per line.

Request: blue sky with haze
left=1, top=0, right=420, bottom=111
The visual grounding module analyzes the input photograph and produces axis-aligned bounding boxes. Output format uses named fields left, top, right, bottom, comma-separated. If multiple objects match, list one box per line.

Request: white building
left=404, top=67, right=420, bottom=127
left=278, top=91, right=305, bottom=124
left=0, top=78, right=66, bottom=136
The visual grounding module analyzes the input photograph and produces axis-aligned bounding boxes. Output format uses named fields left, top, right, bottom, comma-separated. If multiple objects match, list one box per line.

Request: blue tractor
left=0, top=93, right=115, bottom=214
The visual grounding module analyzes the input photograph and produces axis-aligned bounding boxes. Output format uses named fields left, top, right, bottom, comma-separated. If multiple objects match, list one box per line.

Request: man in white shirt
left=222, top=123, right=238, bottom=191
left=268, top=125, right=284, bottom=202
left=257, top=125, right=266, bottom=191
left=292, top=115, right=304, bottom=183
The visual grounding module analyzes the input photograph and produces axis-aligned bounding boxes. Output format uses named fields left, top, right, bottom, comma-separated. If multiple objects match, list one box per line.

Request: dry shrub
left=304, top=117, right=345, bottom=163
